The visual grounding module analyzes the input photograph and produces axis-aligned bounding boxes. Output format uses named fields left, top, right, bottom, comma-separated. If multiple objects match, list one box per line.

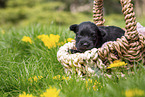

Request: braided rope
left=97, top=35, right=145, bottom=65
left=93, top=0, right=104, bottom=26
left=57, top=42, right=106, bottom=76
left=120, top=0, right=139, bottom=41
left=120, top=0, right=144, bottom=62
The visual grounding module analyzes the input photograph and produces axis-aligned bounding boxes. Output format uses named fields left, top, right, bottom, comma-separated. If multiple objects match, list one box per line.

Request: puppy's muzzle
left=77, top=39, right=92, bottom=51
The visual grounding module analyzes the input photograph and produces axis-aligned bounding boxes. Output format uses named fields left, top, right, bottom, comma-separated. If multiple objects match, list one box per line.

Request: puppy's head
left=70, top=21, right=103, bottom=52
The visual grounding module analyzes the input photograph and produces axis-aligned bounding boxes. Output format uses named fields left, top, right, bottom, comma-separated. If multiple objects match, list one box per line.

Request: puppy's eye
left=76, top=35, right=81, bottom=39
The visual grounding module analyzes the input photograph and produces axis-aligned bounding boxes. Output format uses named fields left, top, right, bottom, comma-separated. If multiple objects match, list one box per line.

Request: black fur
left=69, top=21, right=125, bottom=53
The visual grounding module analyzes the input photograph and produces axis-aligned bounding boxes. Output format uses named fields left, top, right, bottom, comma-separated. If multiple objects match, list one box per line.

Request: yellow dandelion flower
left=85, top=79, right=92, bottom=90
left=125, top=88, right=144, bottom=97
left=85, top=79, right=101, bottom=91
left=93, top=80, right=100, bottom=91
left=49, top=34, right=60, bottom=43
left=21, top=36, right=33, bottom=44
left=67, top=38, right=74, bottom=42
left=40, top=86, right=60, bottom=97
left=28, top=76, right=43, bottom=83
left=63, top=40, right=67, bottom=44
left=48, top=34, right=60, bottom=48
left=37, top=34, right=60, bottom=49
left=37, top=34, right=48, bottom=39
left=38, top=76, right=43, bottom=79
left=19, top=92, right=33, bottom=97
left=62, top=76, right=65, bottom=80
left=65, top=77, right=69, bottom=80
left=62, top=76, right=70, bottom=80
left=57, top=75, right=61, bottom=79
left=53, top=76, right=57, bottom=79
left=107, top=60, right=127, bottom=69
left=88, top=79, right=93, bottom=83
left=53, top=75, right=61, bottom=80
left=53, top=75, right=70, bottom=80
left=85, top=81, right=90, bottom=90
left=33, top=76, right=38, bottom=82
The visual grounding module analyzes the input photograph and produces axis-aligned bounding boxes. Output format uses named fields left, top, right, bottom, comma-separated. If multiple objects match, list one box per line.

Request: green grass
left=0, top=23, right=145, bottom=97
left=0, top=1, right=145, bottom=97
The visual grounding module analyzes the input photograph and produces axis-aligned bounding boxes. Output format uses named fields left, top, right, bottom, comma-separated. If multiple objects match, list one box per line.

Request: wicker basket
left=57, top=0, right=145, bottom=76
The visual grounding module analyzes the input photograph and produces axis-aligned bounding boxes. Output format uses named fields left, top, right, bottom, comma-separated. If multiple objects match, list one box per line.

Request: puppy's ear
left=70, top=24, right=78, bottom=33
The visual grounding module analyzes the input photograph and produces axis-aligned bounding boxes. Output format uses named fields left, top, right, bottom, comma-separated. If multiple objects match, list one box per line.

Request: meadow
left=0, top=22, right=145, bottom=97
left=0, top=0, right=145, bottom=97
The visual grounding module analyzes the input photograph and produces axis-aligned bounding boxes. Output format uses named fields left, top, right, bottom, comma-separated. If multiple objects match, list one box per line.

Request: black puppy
left=69, top=21, right=125, bottom=53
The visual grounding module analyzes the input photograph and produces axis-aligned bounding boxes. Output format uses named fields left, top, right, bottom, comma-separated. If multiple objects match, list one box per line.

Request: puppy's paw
left=68, top=49, right=81, bottom=54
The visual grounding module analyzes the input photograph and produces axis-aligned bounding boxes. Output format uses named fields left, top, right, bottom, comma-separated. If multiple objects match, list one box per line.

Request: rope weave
left=57, top=42, right=105, bottom=76
left=121, top=0, right=139, bottom=41
left=93, top=0, right=104, bottom=26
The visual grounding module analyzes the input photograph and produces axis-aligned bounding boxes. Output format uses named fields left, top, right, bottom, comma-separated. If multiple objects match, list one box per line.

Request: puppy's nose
left=82, top=42, right=89, bottom=47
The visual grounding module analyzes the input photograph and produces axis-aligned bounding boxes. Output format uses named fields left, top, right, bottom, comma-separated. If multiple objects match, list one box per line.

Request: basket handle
left=93, top=0, right=104, bottom=26
left=120, top=0, right=139, bottom=41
